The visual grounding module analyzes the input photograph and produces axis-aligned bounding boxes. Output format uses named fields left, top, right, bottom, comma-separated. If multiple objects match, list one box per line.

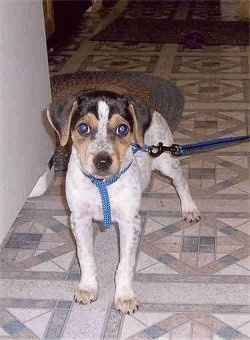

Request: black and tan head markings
left=74, top=91, right=134, bottom=129
left=70, top=94, right=149, bottom=176
left=47, top=91, right=152, bottom=175
left=70, top=100, right=134, bottom=177
left=47, top=91, right=152, bottom=149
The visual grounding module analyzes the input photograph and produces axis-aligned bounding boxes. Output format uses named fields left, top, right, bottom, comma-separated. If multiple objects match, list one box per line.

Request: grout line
left=92, top=0, right=128, bottom=36
left=153, top=44, right=179, bottom=79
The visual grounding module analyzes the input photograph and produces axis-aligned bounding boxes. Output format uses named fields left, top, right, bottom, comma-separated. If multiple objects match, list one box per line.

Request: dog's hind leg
left=71, top=215, right=98, bottom=304
left=114, top=216, right=141, bottom=314
left=153, top=154, right=201, bottom=222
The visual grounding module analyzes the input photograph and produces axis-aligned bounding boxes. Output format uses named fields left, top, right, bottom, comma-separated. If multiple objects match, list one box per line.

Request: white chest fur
left=65, top=147, right=151, bottom=225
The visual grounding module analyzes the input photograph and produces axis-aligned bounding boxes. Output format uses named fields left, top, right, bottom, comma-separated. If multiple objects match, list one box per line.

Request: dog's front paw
left=74, top=286, right=98, bottom=304
left=183, top=206, right=201, bottom=223
left=115, top=295, right=139, bottom=314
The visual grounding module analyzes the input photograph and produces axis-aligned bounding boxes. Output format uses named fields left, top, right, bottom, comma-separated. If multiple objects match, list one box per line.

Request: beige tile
left=237, top=321, right=250, bottom=338
left=217, top=236, right=242, bottom=245
left=157, top=242, right=181, bottom=253
left=52, top=251, right=75, bottom=271
left=139, top=261, right=179, bottom=275
left=136, top=252, right=158, bottom=271
left=14, top=249, right=34, bottom=262
left=192, top=322, right=212, bottom=340
left=183, top=225, right=200, bottom=236
left=200, top=225, right=216, bottom=237
left=216, top=264, right=250, bottom=275
left=25, top=312, right=52, bottom=339
left=198, top=253, right=215, bottom=267
left=217, top=244, right=243, bottom=253
left=237, top=221, right=250, bottom=235
left=213, top=314, right=250, bottom=330
left=171, top=321, right=192, bottom=339
left=193, top=314, right=225, bottom=332
left=27, top=261, right=64, bottom=273
left=159, top=314, right=188, bottom=332
left=120, top=315, right=146, bottom=339
left=181, top=252, right=198, bottom=268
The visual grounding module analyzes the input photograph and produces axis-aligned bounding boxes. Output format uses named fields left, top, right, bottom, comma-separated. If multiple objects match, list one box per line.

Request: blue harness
left=83, top=135, right=249, bottom=229
left=84, top=143, right=146, bottom=229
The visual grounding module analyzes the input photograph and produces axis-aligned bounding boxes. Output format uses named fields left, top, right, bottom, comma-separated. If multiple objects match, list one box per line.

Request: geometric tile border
left=79, top=54, right=159, bottom=73
left=173, top=79, right=250, bottom=103
left=0, top=213, right=103, bottom=280
left=102, top=303, right=250, bottom=339
left=171, top=56, right=249, bottom=74
left=0, top=298, right=72, bottom=339
left=177, top=109, right=249, bottom=141
left=136, top=213, right=250, bottom=283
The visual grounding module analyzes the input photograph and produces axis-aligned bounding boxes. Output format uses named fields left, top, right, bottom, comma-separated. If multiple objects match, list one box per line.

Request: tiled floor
left=0, top=1, right=249, bottom=339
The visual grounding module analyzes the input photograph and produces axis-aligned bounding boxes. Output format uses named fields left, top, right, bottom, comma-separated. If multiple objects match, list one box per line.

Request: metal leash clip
left=148, top=142, right=181, bottom=157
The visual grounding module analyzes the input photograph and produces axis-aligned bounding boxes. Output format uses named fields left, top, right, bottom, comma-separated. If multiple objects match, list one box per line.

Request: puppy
left=47, top=91, right=200, bottom=314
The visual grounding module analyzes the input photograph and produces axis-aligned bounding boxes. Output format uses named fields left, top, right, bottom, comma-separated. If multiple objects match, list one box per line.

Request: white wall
left=0, top=1, right=54, bottom=243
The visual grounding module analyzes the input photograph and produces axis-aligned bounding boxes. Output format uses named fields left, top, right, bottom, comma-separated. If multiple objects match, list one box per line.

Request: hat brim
left=50, top=71, right=184, bottom=132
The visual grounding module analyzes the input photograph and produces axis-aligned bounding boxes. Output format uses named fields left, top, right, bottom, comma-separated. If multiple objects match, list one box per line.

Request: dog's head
left=47, top=91, right=152, bottom=178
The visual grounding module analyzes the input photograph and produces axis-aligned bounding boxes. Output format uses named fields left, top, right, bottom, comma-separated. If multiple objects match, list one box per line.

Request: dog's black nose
left=93, top=152, right=112, bottom=171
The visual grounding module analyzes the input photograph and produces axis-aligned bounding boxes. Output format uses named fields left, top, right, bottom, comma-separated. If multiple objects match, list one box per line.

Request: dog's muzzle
left=93, top=152, right=113, bottom=171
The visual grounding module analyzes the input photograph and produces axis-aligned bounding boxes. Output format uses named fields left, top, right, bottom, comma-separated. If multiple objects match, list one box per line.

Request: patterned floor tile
left=149, top=152, right=249, bottom=197
left=0, top=298, right=72, bottom=339
left=103, top=303, right=250, bottom=339
left=173, top=79, right=249, bottom=102
left=187, top=154, right=248, bottom=195
left=136, top=210, right=250, bottom=280
left=93, top=41, right=163, bottom=53
left=79, top=54, right=159, bottom=73
left=176, top=109, right=249, bottom=141
left=0, top=189, right=78, bottom=280
left=0, top=177, right=107, bottom=281
left=172, top=56, right=249, bottom=74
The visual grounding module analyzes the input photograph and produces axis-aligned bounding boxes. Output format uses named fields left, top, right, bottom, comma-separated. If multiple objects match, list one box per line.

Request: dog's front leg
left=71, top=214, right=98, bottom=304
left=114, top=216, right=141, bottom=314
left=154, top=155, right=200, bottom=222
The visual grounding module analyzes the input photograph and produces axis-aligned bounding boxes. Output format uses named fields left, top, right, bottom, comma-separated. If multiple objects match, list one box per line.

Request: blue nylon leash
left=177, top=135, right=250, bottom=156
left=148, top=135, right=250, bottom=157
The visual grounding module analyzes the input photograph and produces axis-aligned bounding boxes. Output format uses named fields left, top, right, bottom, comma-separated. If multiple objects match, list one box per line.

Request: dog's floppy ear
left=47, top=96, right=78, bottom=146
left=125, top=95, right=152, bottom=146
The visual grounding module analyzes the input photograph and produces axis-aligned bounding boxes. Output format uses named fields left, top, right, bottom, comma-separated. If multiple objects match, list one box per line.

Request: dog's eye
left=77, top=123, right=90, bottom=135
left=116, top=124, right=129, bottom=136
